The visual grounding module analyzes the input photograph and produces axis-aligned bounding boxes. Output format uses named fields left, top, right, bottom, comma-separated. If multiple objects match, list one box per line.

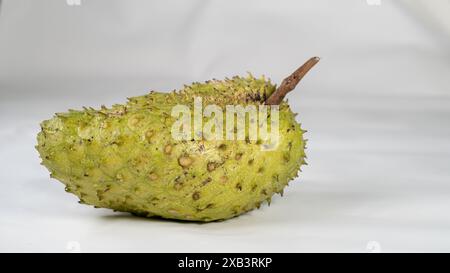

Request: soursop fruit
left=36, top=57, right=320, bottom=221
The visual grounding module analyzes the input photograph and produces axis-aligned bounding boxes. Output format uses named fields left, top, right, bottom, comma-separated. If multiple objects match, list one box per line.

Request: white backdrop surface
left=0, top=0, right=450, bottom=252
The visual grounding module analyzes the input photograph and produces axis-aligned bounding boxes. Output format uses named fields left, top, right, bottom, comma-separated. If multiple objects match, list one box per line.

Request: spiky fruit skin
left=36, top=76, right=306, bottom=222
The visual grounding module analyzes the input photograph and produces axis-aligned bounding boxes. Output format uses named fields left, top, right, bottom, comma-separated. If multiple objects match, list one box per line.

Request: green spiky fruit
left=36, top=58, right=319, bottom=222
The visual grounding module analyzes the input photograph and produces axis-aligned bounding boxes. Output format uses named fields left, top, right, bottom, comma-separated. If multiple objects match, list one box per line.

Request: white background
left=0, top=0, right=449, bottom=252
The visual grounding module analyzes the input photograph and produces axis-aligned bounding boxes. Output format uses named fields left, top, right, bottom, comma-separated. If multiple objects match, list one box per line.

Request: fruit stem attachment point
left=265, top=56, right=320, bottom=105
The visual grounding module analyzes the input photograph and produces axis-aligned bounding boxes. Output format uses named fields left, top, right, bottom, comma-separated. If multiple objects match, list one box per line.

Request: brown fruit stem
left=265, top=56, right=320, bottom=105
